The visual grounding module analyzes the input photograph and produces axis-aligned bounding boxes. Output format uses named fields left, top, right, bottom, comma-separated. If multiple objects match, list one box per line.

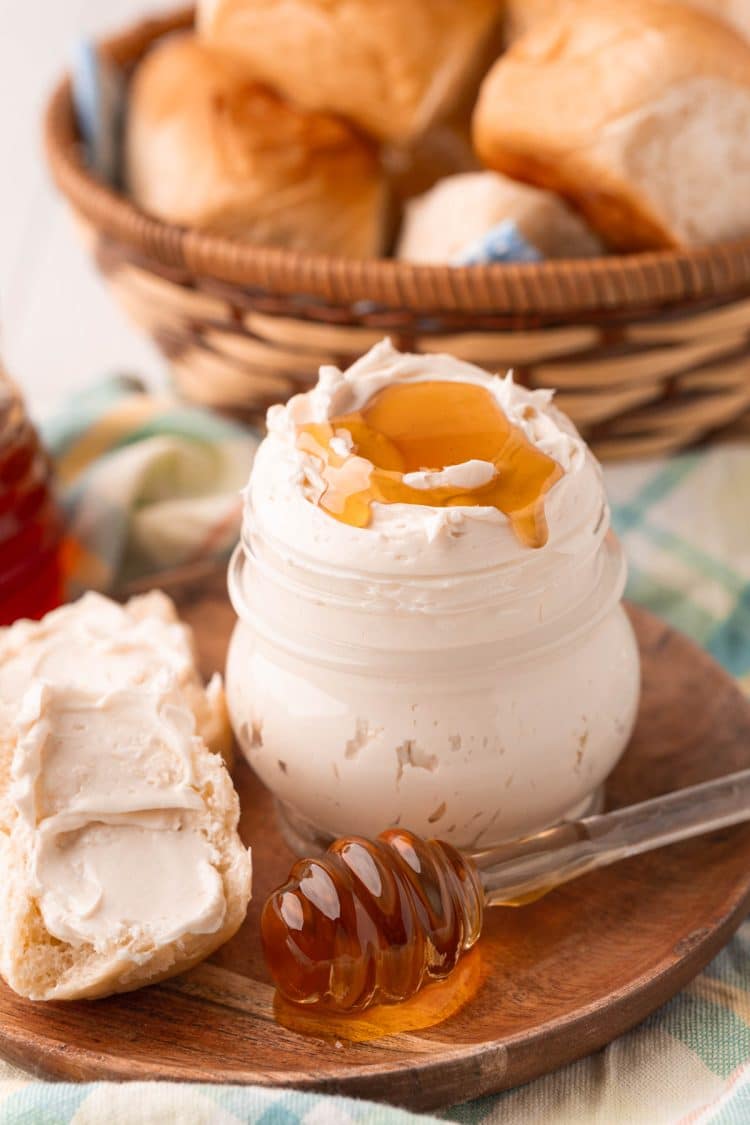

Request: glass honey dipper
left=261, top=768, right=750, bottom=1012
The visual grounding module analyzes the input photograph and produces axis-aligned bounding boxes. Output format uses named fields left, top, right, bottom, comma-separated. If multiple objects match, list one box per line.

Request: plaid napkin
left=41, top=375, right=258, bottom=595
left=1, top=390, right=749, bottom=1124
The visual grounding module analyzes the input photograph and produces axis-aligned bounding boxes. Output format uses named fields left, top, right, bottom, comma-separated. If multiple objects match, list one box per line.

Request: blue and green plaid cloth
left=41, top=375, right=259, bottom=594
left=2, top=382, right=749, bottom=1124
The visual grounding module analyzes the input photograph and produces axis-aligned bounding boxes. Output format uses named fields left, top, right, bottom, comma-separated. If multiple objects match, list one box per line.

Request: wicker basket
left=44, top=7, right=750, bottom=460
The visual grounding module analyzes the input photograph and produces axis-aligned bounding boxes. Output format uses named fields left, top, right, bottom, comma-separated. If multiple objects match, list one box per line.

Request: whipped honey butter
left=0, top=591, right=229, bottom=805
left=0, top=590, right=218, bottom=712
left=227, top=340, right=640, bottom=851
left=11, top=681, right=226, bottom=947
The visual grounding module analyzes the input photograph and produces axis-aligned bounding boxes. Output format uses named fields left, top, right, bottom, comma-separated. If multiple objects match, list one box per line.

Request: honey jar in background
left=0, top=364, right=64, bottom=625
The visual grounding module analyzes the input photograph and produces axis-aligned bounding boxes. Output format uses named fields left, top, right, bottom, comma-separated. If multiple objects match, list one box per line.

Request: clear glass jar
left=226, top=509, right=640, bottom=854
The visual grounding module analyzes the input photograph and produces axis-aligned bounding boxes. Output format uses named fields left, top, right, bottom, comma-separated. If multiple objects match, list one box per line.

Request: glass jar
left=226, top=506, right=640, bottom=854
left=0, top=368, right=64, bottom=625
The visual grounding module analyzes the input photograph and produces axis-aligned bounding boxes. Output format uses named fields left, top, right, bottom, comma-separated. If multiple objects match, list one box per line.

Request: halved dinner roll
left=474, top=1, right=750, bottom=249
left=0, top=680, right=251, bottom=1001
left=197, top=0, right=501, bottom=142
left=125, top=34, right=387, bottom=258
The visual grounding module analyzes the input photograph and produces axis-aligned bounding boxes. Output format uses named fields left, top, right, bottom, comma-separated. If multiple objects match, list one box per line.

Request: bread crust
left=504, top=0, right=750, bottom=44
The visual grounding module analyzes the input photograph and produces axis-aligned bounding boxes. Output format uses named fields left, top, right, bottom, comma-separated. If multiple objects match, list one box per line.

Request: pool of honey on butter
left=272, top=947, right=486, bottom=1044
left=296, top=380, right=563, bottom=548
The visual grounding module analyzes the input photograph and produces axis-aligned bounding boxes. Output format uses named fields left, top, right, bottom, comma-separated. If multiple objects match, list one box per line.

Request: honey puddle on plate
left=297, top=380, right=563, bottom=548
left=273, top=947, right=484, bottom=1044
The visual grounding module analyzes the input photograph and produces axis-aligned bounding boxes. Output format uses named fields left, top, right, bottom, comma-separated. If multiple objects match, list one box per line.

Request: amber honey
left=296, top=380, right=563, bottom=548
left=0, top=372, right=63, bottom=625
left=273, top=946, right=484, bottom=1042
left=261, top=829, right=484, bottom=1012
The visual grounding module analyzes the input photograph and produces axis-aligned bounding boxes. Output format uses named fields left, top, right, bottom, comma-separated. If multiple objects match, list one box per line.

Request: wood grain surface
left=1, top=571, right=749, bottom=1113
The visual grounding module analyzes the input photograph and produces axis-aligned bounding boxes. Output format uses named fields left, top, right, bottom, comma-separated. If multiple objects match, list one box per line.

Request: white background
left=1, top=0, right=172, bottom=418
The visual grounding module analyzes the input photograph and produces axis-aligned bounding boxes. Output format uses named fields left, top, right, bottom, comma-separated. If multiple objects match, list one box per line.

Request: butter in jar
left=226, top=342, right=640, bottom=852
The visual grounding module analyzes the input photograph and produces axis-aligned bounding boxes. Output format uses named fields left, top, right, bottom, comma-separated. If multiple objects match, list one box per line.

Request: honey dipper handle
left=473, top=768, right=750, bottom=908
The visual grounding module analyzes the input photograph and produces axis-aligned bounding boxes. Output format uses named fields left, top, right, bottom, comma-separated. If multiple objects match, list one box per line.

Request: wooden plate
left=1, top=570, right=750, bottom=1113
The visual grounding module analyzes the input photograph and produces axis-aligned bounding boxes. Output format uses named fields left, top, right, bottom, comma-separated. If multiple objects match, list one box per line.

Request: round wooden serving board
left=2, top=569, right=750, bottom=1113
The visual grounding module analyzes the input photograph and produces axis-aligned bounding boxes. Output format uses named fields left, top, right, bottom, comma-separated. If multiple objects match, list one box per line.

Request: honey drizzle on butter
left=296, top=381, right=563, bottom=548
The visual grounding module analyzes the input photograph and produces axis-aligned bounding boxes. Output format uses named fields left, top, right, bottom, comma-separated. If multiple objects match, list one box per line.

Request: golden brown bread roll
left=505, top=0, right=750, bottom=42
left=197, top=0, right=501, bottom=142
left=125, top=34, right=387, bottom=258
left=474, top=1, right=750, bottom=250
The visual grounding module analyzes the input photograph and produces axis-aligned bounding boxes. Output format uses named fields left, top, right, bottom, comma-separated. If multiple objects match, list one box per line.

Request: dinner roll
left=474, top=1, right=750, bottom=250
left=125, top=34, right=387, bottom=258
left=397, top=172, right=602, bottom=262
left=197, top=0, right=501, bottom=142
left=505, top=0, right=750, bottom=42
left=0, top=681, right=251, bottom=1001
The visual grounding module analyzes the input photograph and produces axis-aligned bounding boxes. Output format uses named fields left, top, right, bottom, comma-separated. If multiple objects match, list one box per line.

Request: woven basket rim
left=43, top=4, right=750, bottom=317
